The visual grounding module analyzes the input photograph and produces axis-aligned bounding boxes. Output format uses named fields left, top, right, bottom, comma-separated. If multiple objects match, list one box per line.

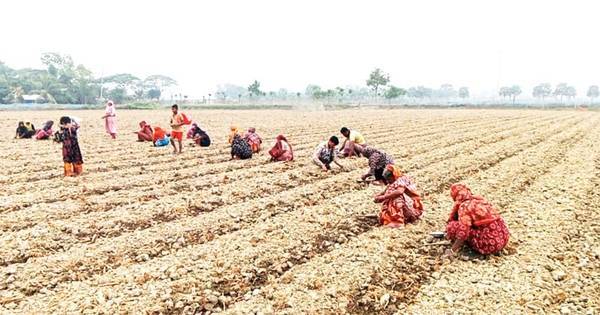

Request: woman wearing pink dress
left=102, top=101, right=117, bottom=139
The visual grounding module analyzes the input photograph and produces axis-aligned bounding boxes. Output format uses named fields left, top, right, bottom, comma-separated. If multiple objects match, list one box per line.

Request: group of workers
left=13, top=101, right=510, bottom=258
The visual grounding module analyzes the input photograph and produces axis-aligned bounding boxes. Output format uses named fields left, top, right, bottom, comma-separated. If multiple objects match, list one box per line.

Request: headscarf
left=105, top=101, right=115, bottom=115
left=448, top=183, right=500, bottom=226
left=228, top=126, right=239, bottom=144
left=276, top=134, right=287, bottom=142
left=382, top=164, right=402, bottom=182
left=361, top=146, right=376, bottom=158
left=24, top=122, right=34, bottom=131
left=450, top=183, right=473, bottom=203
left=43, top=120, right=54, bottom=131
left=153, top=126, right=166, bottom=142
left=449, top=183, right=477, bottom=222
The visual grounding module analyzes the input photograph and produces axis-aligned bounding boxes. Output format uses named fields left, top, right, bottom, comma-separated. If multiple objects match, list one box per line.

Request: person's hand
left=321, top=165, right=328, bottom=172
left=374, top=195, right=385, bottom=203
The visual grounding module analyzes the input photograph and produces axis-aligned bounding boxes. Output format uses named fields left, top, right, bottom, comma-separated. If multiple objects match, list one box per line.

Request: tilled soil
left=0, top=109, right=598, bottom=314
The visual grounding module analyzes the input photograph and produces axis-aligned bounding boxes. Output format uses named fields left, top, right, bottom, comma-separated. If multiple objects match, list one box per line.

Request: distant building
left=22, top=95, right=43, bottom=104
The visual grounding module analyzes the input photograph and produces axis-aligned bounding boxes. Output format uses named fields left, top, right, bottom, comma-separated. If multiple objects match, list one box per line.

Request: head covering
left=276, top=134, right=287, bottom=142
left=107, top=101, right=114, bottom=106
left=248, top=127, right=256, bottom=133
left=228, top=126, right=239, bottom=144
left=153, top=126, right=166, bottom=142
left=382, top=164, right=402, bottom=182
left=450, top=183, right=473, bottom=203
left=43, top=120, right=54, bottom=131
left=361, top=146, right=376, bottom=158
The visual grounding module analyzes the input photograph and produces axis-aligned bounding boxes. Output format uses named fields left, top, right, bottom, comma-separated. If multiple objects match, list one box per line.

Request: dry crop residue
left=0, top=109, right=598, bottom=314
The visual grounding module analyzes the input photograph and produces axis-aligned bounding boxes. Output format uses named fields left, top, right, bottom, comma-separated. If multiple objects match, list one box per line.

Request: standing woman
left=58, top=116, right=84, bottom=176
left=102, top=101, right=117, bottom=139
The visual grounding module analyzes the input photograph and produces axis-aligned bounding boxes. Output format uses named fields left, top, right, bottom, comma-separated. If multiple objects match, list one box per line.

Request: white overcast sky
left=1, top=0, right=599, bottom=97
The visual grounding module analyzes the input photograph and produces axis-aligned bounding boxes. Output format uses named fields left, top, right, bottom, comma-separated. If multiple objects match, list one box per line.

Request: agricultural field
left=0, top=109, right=598, bottom=314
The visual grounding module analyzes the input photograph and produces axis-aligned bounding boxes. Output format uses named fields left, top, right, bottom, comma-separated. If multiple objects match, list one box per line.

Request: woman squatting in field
left=356, top=145, right=394, bottom=185
left=244, top=127, right=262, bottom=153
left=445, top=183, right=510, bottom=256
left=374, top=164, right=424, bottom=227
left=231, top=133, right=253, bottom=160
left=136, top=121, right=154, bottom=142
left=269, top=135, right=293, bottom=162
left=35, top=120, right=54, bottom=140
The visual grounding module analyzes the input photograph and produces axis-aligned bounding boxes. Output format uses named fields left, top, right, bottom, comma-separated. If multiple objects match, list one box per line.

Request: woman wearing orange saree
left=374, top=164, right=423, bottom=227
left=152, top=126, right=170, bottom=147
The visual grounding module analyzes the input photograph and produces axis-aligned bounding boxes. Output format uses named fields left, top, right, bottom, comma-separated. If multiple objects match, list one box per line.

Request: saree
left=445, top=183, right=510, bottom=255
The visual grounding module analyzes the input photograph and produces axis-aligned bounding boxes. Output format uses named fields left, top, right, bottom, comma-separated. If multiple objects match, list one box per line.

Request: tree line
left=215, top=69, right=471, bottom=104
left=2, top=55, right=599, bottom=105
left=0, top=53, right=177, bottom=104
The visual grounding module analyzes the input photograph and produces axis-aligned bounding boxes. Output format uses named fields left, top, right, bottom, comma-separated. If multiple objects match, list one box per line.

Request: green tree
left=366, top=68, right=389, bottom=97
left=384, top=85, right=406, bottom=102
left=248, top=80, right=262, bottom=97
left=107, top=88, right=127, bottom=103
left=147, top=89, right=161, bottom=100
left=305, top=84, right=321, bottom=97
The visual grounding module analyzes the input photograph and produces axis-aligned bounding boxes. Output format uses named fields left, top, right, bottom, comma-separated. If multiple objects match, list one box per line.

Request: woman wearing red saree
left=374, top=165, right=423, bottom=227
left=445, top=183, right=510, bottom=256
left=136, top=121, right=153, bottom=142
left=269, top=135, right=293, bottom=162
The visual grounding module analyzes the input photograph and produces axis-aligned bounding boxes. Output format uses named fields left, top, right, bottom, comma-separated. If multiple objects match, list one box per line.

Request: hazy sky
left=2, top=0, right=599, bottom=98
